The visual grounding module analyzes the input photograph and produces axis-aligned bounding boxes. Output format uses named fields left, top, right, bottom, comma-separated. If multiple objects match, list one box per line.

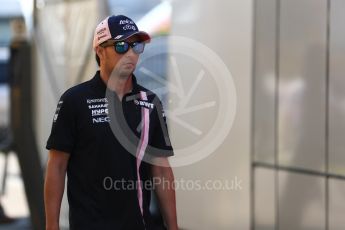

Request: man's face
left=101, top=36, right=141, bottom=78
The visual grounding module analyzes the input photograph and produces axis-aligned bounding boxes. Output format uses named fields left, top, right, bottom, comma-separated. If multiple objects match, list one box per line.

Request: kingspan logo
left=134, top=100, right=154, bottom=109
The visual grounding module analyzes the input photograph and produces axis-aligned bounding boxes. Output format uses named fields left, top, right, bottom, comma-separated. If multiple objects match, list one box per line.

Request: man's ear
left=95, top=46, right=104, bottom=59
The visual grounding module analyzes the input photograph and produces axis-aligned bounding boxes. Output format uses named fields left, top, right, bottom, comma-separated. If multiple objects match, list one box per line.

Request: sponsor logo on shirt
left=92, top=117, right=110, bottom=123
left=53, top=100, right=63, bottom=122
left=87, top=98, right=108, bottom=104
left=91, top=109, right=108, bottom=117
left=134, top=100, right=154, bottom=109
left=88, top=104, right=108, bottom=109
left=86, top=98, right=110, bottom=123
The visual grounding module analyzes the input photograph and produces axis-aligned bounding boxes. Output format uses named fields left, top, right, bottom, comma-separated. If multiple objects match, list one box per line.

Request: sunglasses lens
left=115, top=41, right=129, bottom=54
left=132, top=42, right=145, bottom=54
left=113, top=41, right=145, bottom=54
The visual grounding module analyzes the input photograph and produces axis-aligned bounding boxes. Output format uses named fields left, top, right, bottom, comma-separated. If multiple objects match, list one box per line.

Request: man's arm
left=44, top=150, right=70, bottom=230
left=151, top=157, right=178, bottom=230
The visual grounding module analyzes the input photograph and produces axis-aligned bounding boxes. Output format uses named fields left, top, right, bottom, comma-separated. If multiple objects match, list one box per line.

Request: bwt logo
left=134, top=100, right=154, bottom=109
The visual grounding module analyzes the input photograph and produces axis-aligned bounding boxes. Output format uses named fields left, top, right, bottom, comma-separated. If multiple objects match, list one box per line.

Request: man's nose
left=125, top=47, right=138, bottom=56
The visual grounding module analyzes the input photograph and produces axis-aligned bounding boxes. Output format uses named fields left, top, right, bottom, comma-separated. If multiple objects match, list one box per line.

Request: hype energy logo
left=106, top=36, right=237, bottom=167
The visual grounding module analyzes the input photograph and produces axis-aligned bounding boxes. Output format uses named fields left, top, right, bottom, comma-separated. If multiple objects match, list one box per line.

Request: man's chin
left=119, top=70, right=134, bottom=79
left=110, top=69, right=134, bottom=79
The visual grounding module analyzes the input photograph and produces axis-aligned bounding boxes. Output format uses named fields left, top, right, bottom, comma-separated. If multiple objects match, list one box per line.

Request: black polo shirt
left=46, top=71, right=173, bottom=230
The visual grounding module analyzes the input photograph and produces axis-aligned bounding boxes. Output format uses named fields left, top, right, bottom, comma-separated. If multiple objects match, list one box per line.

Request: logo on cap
left=119, top=19, right=136, bottom=31
left=97, top=28, right=106, bottom=35
left=119, top=19, right=134, bottom=25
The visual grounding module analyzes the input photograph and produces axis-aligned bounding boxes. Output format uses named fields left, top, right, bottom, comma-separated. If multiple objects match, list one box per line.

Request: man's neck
left=99, top=69, right=133, bottom=100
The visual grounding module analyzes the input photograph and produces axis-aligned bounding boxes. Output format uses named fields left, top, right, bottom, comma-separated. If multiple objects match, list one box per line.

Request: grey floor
left=0, top=218, right=31, bottom=230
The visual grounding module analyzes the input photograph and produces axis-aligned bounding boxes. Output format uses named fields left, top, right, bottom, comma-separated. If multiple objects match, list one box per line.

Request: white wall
left=169, top=0, right=253, bottom=229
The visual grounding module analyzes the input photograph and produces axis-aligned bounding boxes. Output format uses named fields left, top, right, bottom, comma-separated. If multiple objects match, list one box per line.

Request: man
left=44, top=15, right=178, bottom=230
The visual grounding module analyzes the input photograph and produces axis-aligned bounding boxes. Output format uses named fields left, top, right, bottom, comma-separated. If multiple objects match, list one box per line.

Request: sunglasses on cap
left=100, top=40, right=145, bottom=54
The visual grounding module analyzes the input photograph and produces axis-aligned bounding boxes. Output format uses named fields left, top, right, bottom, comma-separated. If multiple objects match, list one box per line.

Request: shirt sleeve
left=149, top=96, right=174, bottom=157
left=46, top=91, right=76, bottom=154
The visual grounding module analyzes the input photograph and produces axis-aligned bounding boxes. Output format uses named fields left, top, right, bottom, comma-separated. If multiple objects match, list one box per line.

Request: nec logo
left=134, top=100, right=154, bottom=109
left=92, top=117, right=110, bottom=123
